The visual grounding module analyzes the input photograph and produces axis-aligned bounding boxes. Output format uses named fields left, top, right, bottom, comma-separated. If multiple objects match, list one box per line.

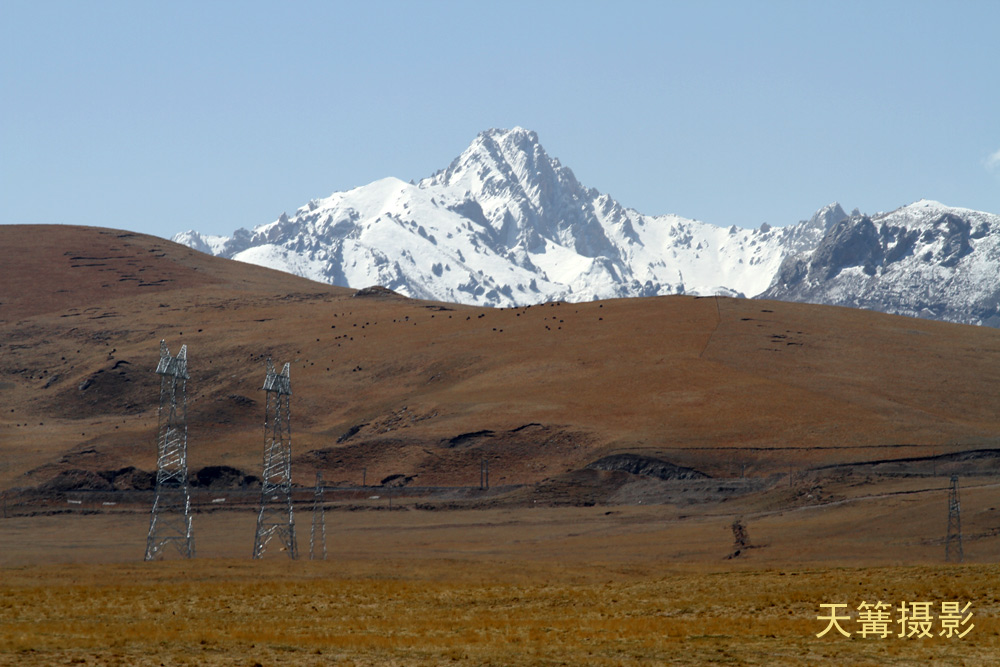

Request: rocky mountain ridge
left=762, top=200, right=1000, bottom=326
left=175, top=128, right=1000, bottom=325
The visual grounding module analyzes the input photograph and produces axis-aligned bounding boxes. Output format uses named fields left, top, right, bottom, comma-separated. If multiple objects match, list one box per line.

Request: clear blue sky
left=2, top=0, right=998, bottom=239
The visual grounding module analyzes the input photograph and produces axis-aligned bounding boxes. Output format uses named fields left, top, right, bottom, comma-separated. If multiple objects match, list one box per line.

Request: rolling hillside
left=3, top=224, right=1000, bottom=497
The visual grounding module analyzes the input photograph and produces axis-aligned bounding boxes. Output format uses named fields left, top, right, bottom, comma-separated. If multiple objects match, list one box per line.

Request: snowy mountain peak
left=424, top=126, right=556, bottom=195
left=910, top=199, right=948, bottom=209
left=174, top=128, right=795, bottom=306
left=417, top=127, right=610, bottom=260
left=809, top=202, right=849, bottom=231
left=173, top=128, right=1000, bottom=326
left=426, top=128, right=569, bottom=197
left=762, top=200, right=1000, bottom=326
left=894, top=199, right=984, bottom=217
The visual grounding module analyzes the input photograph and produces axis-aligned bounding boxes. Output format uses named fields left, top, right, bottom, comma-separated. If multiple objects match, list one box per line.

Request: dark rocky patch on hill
left=585, top=454, right=708, bottom=480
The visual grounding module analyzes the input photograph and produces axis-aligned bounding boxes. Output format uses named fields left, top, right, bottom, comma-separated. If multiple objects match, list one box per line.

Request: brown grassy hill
left=2, top=224, right=1000, bottom=495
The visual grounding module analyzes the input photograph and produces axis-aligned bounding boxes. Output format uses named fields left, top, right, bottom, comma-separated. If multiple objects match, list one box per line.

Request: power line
left=945, top=474, right=963, bottom=563
left=145, top=341, right=195, bottom=560
left=310, top=471, right=327, bottom=560
left=253, top=358, right=297, bottom=559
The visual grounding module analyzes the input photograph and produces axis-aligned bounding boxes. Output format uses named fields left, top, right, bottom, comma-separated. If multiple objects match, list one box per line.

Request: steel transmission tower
left=252, top=358, right=297, bottom=559
left=310, top=471, right=327, bottom=560
left=946, top=474, right=963, bottom=562
left=145, top=340, right=195, bottom=560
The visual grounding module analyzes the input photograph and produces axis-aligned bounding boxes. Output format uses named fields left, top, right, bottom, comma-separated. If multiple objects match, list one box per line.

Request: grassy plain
left=2, top=557, right=998, bottom=666
left=2, top=503, right=1000, bottom=666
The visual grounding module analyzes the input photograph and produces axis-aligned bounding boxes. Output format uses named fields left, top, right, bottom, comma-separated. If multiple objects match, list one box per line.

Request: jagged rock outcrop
left=761, top=200, right=1000, bottom=326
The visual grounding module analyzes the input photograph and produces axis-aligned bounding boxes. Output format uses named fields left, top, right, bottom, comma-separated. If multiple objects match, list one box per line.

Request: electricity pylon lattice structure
left=252, top=358, right=297, bottom=559
left=946, top=474, right=963, bottom=563
left=310, top=471, right=327, bottom=560
left=145, top=340, right=195, bottom=560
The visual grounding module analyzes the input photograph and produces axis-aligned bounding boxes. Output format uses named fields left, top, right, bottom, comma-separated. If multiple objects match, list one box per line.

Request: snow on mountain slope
left=174, top=128, right=1000, bottom=327
left=761, top=199, right=1000, bottom=326
left=173, top=230, right=229, bottom=256
left=175, top=128, right=806, bottom=307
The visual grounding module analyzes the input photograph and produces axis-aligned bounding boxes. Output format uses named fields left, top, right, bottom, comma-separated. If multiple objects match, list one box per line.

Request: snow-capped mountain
left=174, top=127, right=1000, bottom=326
left=174, top=128, right=808, bottom=306
left=761, top=200, right=1000, bottom=326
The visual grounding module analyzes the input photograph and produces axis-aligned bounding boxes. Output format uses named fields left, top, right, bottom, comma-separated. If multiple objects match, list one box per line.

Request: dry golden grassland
left=1, top=559, right=998, bottom=666
left=2, top=506, right=999, bottom=666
